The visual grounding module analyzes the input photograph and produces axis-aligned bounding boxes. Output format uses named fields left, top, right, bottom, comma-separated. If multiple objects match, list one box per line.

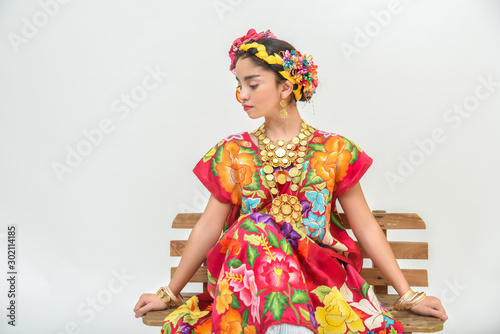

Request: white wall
left=1, top=0, right=498, bottom=333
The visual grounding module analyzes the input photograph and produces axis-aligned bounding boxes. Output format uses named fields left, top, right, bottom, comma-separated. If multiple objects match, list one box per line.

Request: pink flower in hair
left=228, top=29, right=276, bottom=72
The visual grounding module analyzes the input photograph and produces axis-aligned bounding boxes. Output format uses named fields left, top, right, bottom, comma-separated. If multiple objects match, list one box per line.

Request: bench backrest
left=170, top=210, right=428, bottom=294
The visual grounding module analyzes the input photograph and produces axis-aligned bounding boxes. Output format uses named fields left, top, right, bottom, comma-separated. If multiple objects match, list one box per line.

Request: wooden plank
left=357, top=241, right=428, bottom=259
left=171, top=266, right=208, bottom=283
left=170, top=240, right=187, bottom=256
left=340, top=212, right=426, bottom=230
left=171, top=240, right=428, bottom=259
left=172, top=213, right=202, bottom=229
left=361, top=268, right=428, bottom=287
left=172, top=212, right=426, bottom=230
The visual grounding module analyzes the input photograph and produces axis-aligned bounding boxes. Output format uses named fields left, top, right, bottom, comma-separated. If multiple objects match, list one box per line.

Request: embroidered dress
left=161, top=129, right=405, bottom=334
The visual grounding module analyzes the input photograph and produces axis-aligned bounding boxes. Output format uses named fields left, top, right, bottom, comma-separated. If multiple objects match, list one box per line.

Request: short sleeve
left=192, top=139, right=234, bottom=204
left=334, top=136, right=373, bottom=197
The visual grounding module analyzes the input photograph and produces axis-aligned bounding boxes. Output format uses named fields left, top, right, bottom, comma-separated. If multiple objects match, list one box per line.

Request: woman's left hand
left=410, top=295, right=448, bottom=323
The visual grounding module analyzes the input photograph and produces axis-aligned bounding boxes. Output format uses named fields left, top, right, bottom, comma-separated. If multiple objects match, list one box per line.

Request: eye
left=249, top=84, right=258, bottom=89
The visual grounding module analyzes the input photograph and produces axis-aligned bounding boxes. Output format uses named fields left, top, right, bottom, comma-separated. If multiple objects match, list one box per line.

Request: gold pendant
left=271, top=194, right=303, bottom=223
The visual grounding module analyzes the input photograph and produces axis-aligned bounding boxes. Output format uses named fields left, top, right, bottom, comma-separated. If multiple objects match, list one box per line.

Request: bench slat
left=171, top=240, right=428, bottom=260
left=357, top=241, right=428, bottom=259
left=361, top=268, right=428, bottom=287
left=172, top=212, right=426, bottom=230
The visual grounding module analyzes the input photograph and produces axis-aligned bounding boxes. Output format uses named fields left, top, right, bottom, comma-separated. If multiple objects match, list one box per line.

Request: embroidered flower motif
left=219, top=307, right=256, bottom=334
left=300, top=200, right=311, bottom=217
left=310, top=136, right=352, bottom=191
left=305, top=189, right=329, bottom=214
left=303, top=212, right=326, bottom=240
left=215, top=141, right=257, bottom=205
left=249, top=212, right=279, bottom=232
left=242, top=197, right=260, bottom=214
left=194, top=319, right=212, bottom=334
left=315, top=286, right=365, bottom=334
left=280, top=222, right=301, bottom=248
left=179, top=323, right=192, bottom=334
left=224, top=133, right=245, bottom=141
left=256, top=252, right=301, bottom=292
left=349, top=286, right=385, bottom=330
left=215, top=279, right=233, bottom=314
left=228, top=264, right=260, bottom=323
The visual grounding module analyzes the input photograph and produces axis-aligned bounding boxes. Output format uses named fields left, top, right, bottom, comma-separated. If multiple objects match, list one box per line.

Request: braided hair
left=235, top=38, right=308, bottom=102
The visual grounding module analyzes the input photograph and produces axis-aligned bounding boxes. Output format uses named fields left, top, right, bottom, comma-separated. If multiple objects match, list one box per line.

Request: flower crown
left=229, top=29, right=318, bottom=101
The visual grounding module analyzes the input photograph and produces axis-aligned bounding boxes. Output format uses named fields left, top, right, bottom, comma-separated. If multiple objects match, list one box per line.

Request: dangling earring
left=236, top=85, right=242, bottom=103
left=280, top=99, right=287, bottom=118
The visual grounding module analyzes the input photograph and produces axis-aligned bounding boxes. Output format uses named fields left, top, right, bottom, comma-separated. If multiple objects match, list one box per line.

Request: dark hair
left=235, top=38, right=308, bottom=102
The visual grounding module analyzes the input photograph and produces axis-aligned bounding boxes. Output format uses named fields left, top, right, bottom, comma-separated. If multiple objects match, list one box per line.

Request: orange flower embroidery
left=220, top=233, right=242, bottom=256
left=310, top=136, right=352, bottom=191
left=220, top=307, right=256, bottom=334
left=194, top=319, right=212, bottom=334
left=215, top=142, right=257, bottom=205
left=215, top=279, right=233, bottom=314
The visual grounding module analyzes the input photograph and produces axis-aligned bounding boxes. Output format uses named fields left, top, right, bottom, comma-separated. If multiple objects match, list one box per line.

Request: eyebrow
left=235, top=75, right=261, bottom=82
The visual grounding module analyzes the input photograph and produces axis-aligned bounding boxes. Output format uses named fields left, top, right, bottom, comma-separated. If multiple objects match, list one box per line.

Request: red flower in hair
left=228, top=29, right=276, bottom=72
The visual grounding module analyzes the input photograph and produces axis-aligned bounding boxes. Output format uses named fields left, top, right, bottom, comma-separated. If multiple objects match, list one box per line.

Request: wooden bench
left=143, top=210, right=444, bottom=334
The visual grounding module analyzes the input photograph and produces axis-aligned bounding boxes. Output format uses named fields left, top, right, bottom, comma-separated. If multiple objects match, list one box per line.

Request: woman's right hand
left=133, top=293, right=168, bottom=318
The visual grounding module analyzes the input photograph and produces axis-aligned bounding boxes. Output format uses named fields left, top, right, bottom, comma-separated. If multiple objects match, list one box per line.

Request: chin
left=244, top=110, right=263, bottom=120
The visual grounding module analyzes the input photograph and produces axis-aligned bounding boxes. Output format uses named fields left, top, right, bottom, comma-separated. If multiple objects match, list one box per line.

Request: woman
left=134, top=29, right=448, bottom=334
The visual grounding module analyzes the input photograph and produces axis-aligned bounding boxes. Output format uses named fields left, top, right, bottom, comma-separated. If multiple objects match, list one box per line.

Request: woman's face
left=234, top=57, right=283, bottom=119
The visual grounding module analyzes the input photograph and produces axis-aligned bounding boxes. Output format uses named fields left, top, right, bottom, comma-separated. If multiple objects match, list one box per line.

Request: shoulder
left=201, top=131, right=255, bottom=157
left=312, top=129, right=367, bottom=154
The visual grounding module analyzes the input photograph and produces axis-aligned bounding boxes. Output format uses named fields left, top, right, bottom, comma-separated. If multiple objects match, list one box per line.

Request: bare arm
left=133, top=194, right=232, bottom=317
left=338, top=182, right=448, bottom=322
left=168, top=195, right=232, bottom=296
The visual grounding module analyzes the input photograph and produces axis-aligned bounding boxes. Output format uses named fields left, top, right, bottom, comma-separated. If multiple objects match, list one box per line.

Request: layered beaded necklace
left=252, top=120, right=316, bottom=224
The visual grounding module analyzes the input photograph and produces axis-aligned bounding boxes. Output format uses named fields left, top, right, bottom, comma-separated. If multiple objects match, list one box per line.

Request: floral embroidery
left=305, top=189, right=329, bottom=214
left=215, top=141, right=257, bottom=205
left=162, top=132, right=403, bottom=334
left=314, top=286, right=365, bottom=334
left=242, top=197, right=260, bottom=214
left=303, top=212, right=326, bottom=240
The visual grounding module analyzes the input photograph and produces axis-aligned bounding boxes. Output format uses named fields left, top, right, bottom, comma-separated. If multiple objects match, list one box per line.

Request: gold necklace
left=251, top=120, right=316, bottom=224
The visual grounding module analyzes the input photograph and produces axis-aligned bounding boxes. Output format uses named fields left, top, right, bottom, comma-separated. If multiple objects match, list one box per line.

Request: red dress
left=161, top=128, right=405, bottom=334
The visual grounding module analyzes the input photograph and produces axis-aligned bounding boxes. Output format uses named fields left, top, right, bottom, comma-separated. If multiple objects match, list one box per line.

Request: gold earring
left=280, top=99, right=287, bottom=118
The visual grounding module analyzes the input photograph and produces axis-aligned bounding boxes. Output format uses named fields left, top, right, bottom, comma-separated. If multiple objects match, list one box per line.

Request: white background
left=1, top=0, right=499, bottom=333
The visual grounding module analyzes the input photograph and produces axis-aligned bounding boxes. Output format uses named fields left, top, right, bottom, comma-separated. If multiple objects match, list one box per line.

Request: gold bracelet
left=394, top=290, right=427, bottom=311
left=156, top=287, right=177, bottom=308
left=394, top=289, right=417, bottom=310
left=164, top=285, right=185, bottom=306
left=156, top=285, right=185, bottom=307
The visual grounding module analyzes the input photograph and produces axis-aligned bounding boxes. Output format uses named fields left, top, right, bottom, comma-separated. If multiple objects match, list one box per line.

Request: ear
left=280, top=80, right=294, bottom=101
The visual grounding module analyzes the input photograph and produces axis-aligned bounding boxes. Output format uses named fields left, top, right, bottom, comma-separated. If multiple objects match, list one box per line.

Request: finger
left=133, top=299, right=145, bottom=313
left=135, top=303, right=153, bottom=318
left=414, top=304, right=447, bottom=322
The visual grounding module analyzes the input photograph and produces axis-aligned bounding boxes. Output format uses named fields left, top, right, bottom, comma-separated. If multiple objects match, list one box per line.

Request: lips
left=243, top=105, right=253, bottom=111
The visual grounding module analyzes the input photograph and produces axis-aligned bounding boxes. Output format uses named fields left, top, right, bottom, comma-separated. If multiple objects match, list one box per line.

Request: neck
left=263, top=103, right=303, bottom=142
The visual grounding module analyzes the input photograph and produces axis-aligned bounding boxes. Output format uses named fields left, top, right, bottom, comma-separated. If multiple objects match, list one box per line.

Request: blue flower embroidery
left=302, top=212, right=326, bottom=239
left=305, top=189, right=329, bottom=214
left=384, top=315, right=395, bottom=328
left=241, top=197, right=260, bottom=214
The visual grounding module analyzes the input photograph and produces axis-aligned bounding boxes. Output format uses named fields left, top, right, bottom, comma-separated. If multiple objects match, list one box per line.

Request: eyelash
left=236, top=84, right=258, bottom=89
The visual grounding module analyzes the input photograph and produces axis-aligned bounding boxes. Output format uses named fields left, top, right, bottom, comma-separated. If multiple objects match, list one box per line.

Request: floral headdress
left=228, top=29, right=276, bottom=73
left=229, top=29, right=318, bottom=101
